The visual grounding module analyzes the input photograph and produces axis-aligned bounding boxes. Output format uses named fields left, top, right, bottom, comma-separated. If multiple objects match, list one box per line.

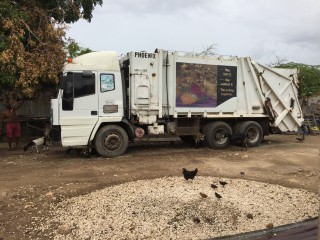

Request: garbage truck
left=51, top=49, right=303, bottom=157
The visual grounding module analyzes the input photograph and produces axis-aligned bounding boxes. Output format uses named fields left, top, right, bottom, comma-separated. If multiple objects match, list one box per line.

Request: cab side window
left=62, top=72, right=95, bottom=111
left=74, top=72, right=95, bottom=98
left=100, top=74, right=115, bottom=92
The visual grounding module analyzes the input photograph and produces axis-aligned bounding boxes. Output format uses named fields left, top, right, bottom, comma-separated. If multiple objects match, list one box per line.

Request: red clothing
left=6, top=122, right=21, bottom=138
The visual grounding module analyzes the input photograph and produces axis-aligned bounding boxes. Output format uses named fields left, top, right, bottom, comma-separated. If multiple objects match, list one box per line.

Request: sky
left=67, top=0, right=320, bottom=65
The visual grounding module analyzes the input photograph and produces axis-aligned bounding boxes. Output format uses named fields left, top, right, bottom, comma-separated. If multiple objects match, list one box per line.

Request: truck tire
left=238, top=121, right=263, bottom=147
left=204, top=122, right=232, bottom=149
left=94, top=125, right=129, bottom=157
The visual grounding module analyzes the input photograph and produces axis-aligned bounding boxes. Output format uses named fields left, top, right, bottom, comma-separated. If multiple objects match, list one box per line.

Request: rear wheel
left=94, top=125, right=129, bottom=157
left=204, top=122, right=232, bottom=149
left=238, top=121, right=263, bottom=147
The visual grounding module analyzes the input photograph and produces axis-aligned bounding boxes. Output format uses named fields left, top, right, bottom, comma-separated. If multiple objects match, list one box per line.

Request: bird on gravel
left=211, top=184, right=218, bottom=189
left=240, top=171, right=245, bottom=175
left=182, top=168, right=198, bottom=181
left=215, top=192, right=222, bottom=200
left=246, top=213, right=254, bottom=219
left=199, top=192, right=208, bottom=198
left=193, top=217, right=201, bottom=224
left=296, top=134, right=305, bottom=142
left=219, top=181, right=228, bottom=187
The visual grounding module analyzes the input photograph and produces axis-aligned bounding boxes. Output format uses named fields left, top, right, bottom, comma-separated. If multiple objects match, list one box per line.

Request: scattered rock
left=0, top=202, right=7, bottom=210
left=266, top=223, right=274, bottom=229
left=11, top=194, right=25, bottom=199
left=0, top=191, right=7, bottom=198
left=35, top=177, right=318, bottom=239
left=230, top=215, right=238, bottom=225
left=24, top=204, right=34, bottom=209
left=57, top=224, right=72, bottom=235
left=129, top=225, right=135, bottom=232
left=45, top=192, right=54, bottom=198
left=0, top=226, right=6, bottom=234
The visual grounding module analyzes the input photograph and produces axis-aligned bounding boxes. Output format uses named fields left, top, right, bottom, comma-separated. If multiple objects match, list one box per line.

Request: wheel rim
left=104, top=133, right=122, bottom=151
left=247, top=127, right=259, bottom=142
left=215, top=129, right=228, bottom=144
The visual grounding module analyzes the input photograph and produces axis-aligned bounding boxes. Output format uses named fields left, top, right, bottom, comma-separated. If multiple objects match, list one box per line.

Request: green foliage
left=276, top=63, right=320, bottom=97
left=0, top=0, right=24, bottom=94
left=66, top=39, right=93, bottom=58
left=0, top=1, right=66, bottom=99
left=0, top=0, right=102, bottom=101
left=49, top=0, right=103, bottom=23
left=0, top=71, right=16, bottom=90
left=14, top=0, right=103, bottom=23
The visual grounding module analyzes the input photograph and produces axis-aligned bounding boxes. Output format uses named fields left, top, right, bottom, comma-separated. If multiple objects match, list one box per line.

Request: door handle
left=91, top=111, right=97, bottom=115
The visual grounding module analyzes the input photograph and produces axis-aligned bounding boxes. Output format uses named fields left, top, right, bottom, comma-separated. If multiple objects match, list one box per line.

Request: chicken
left=266, top=223, right=274, bottom=229
left=246, top=213, right=253, bottom=219
left=66, top=147, right=74, bottom=154
left=193, top=217, right=200, bottom=224
left=219, top=181, right=228, bottom=187
left=182, top=168, right=198, bottom=181
left=296, top=134, right=305, bottom=142
left=211, top=184, right=218, bottom=189
left=23, top=137, right=50, bottom=153
left=229, top=134, right=248, bottom=151
left=24, top=123, right=52, bottom=153
left=199, top=192, right=208, bottom=198
left=215, top=192, right=222, bottom=200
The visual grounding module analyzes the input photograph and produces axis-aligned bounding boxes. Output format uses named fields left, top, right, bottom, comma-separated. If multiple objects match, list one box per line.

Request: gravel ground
left=37, top=176, right=319, bottom=240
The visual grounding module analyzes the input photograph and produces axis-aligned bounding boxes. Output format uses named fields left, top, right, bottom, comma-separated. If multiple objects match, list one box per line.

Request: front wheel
left=94, top=125, right=129, bottom=157
left=204, top=122, right=232, bottom=149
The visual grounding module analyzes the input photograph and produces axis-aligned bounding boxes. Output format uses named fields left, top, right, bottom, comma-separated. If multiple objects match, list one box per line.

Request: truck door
left=59, top=71, right=99, bottom=146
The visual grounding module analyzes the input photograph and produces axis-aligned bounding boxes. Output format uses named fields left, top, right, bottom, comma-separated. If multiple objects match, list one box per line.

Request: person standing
left=0, top=102, right=23, bottom=150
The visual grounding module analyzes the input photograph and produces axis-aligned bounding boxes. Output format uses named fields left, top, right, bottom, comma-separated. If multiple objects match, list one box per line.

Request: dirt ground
left=0, top=134, right=319, bottom=240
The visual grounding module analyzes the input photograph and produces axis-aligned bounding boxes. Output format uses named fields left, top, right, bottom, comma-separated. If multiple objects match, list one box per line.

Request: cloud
left=68, top=0, right=320, bottom=65
left=103, top=0, right=221, bottom=15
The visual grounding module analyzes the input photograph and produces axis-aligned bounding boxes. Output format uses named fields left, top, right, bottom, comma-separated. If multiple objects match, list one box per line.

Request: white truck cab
left=51, top=51, right=128, bottom=156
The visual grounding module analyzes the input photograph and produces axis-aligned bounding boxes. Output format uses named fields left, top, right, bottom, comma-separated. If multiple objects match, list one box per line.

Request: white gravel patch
left=40, top=177, right=319, bottom=240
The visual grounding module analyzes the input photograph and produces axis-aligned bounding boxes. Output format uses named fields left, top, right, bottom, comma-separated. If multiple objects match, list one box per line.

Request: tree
left=0, top=0, right=102, bottom=101
left=276, top=62, right=320, bottom=97
left=198, top=43, right=217, bottom=57
left=13, top=0, right=103, bottom=24
left=66, top=38, right=93, bottom=58
left=268, top=54, right=288, bottom=68
left=185, top=43, right=218, bottom=57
